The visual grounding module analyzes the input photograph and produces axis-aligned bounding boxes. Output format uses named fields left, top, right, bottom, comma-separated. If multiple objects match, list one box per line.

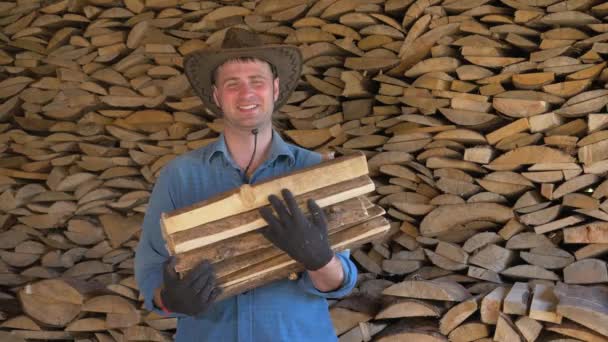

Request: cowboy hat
left=183, top=27, right=302, bottom=116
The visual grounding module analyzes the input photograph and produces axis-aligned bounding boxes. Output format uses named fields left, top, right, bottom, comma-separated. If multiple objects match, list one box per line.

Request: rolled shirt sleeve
left=297, top=250, right=357, bottom=298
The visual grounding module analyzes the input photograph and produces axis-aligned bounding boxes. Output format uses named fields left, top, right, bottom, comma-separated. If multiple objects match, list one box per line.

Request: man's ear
left=273, top=77, right=279, bottom=102
left=212, top=86, right=220, bottom=108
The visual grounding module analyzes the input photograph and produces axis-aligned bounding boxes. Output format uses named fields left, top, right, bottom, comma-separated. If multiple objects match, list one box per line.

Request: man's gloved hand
left=259, top=189, right=334, bottom=271
left=160, top=258, right=221, bottom=316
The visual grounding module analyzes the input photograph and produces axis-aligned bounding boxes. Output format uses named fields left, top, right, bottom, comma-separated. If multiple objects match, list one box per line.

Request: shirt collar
left=206, top=129, right=295, bottom=166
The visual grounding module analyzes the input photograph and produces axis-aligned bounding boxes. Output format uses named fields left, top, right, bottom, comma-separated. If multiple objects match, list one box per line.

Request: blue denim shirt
left=135, top=130, right=357, bottom=341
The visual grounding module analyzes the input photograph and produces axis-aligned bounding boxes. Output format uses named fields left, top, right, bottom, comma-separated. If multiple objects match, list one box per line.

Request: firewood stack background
left=0, top=0, right=607, bottom=340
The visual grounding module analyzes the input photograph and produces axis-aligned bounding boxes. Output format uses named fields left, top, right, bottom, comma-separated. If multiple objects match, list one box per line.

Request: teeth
left=239, top=105, right=257, bottom=110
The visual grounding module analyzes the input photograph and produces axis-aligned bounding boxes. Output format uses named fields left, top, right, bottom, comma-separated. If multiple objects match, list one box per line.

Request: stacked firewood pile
left=1, top=0, right=608, bottom=340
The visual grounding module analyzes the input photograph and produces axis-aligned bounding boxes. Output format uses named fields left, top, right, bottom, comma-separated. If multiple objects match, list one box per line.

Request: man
left=135, top=28, right=357, bottom=341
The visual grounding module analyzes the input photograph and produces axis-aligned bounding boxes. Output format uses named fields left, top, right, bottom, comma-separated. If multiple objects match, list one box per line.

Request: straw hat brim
left=183, top=45, right=302, bottom=116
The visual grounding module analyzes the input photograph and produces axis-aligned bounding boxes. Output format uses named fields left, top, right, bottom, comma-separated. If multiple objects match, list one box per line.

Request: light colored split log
left=519, top=205, right=561, bottom=226
left=463, top=232, right=503, bottom=253
left=82, top=295, right=136, bottom=314
left=520, top=246, right=575, bottom=270
left=492, top=98, right=549, bottom=118
left=65, top=317, right=106, bottom=332
left=382, top=259, right=422, bottom=275
left=123, top=325, right=171, bottom=341
left=556, top=90, right=608, bottom=118
left=439, top=295, right=479, bottom=335
left=574, top=243, right=608, bottom=260
left=464, top=146, right=495, bottom=164
left=527, top=163, right=582, bottom=172
left=481, top=285, right=509, bottom=324
left=529, top=113, right=564, bottom=133
left=554, top=282, right=608, bottom=337
left=575, top=208, right=608, bottom=222
left=470, top=244, right=515, bottom=273
left=392, top=247, right=425, bottom=261
left=583, top=159, right=608, bottom=175
left=495, top=313, right=524, bottom=342
left=381, top=192, right=435, bottom=216
left=435, top=241, right=468, bottom=264
left=18, top=279, right=93, bottom=327
left=99, top=214, right=142, bottom=248
left=534, top=215, right=585, bottom=235
left=382, top=280, right=471, bottom=301
left=434, top=178, right=481, bottom=197
left=588, top=113, right=608, bottom=133
left=338, top=321, right=387, bottom=342
left=552, top=174, right=600, bottom=199
left=490, top=146, right=576, bottom=167
left=579, top=139, right=608, bottom=165
left=477, top=172, right=534, bottom=196
left=9, top=330, right=74, bottom=340
left=394, top=22, right=461, bottom=75
left=284, top=129, right=333, bottom=148
left=405, top=57, right=461, bottom=77
left=504, top=282, right=531, bottom=315
left=543, top=79, right=591, bottom=98
left=424, top=249, right=467, bottom=271
left=419, top=203, right=513, bottom=237
left=433, top=128, right=487, bottom=145
left=162, top=153, right=369, bottom=235
left=353, top=249, right=383, bottom=275
left=375, top=298, right=443, bottom=319
left=564, top=221, right=608, bottom=243
left=513, top=191, right=546, bottom=211
left=449, top=321, right=490, bottom=342
left=513, top=72, right=555, bottom=90
left=426, top=157, right=486, bottom=173
left=529, top=284, right=562, bottom=324
left=439, top=108, right=499, bottom=127
left=331, top=307, right=373, bottom=337
left=0, top=315, right=40, bottom=331
left=374, top=317, right=448, bottom=341
left=545, top=320, right=608, bottom=342
left=501, top=265, right=560, bottom=281
left=514, top=316, right=543, bottom=342
left=367, top=151, right=413, bottom=176
left=563, top=258, right=608, bottom=284
left=465, top=56, right=525, bottom=68
left=344, top=135, right=389, bottom=149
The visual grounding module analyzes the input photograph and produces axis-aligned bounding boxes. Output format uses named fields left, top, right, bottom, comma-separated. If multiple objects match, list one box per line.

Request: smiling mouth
left=238, top=104, right=258, bottom=110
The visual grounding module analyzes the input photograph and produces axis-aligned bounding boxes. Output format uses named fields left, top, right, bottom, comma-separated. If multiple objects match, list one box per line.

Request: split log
left=217, top=215, right=391, bottom=299
left=383, top=280, right=471, bottom=302
left=554, top=282, right=608, bottom=337
left=162, top=153, right=371, bottom=244
left=530, top=284, right=562, bottom=324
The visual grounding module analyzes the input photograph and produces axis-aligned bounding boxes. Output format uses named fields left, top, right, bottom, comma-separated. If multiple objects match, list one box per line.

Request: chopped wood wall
left=0, top=0, right=607, bottom=340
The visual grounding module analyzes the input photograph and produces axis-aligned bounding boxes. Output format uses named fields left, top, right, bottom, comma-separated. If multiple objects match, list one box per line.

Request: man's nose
left=238, top=82, right=255, bottom=96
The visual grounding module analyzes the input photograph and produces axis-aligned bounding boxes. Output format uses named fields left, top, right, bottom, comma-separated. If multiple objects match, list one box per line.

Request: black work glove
left=160, top=258, right=221, bottom=316
left=259, top=189, right=334, bottom=271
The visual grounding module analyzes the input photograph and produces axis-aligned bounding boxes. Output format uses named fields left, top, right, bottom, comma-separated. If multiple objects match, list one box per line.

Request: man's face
left=212, top=59, right=280, bottom=132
